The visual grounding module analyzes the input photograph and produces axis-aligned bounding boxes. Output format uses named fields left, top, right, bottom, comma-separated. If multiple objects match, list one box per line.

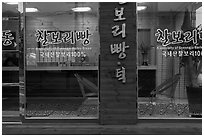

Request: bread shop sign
left=2, top=30, right=17, bottom=48
left=99, top=2, right=137, bottom=124
left=34, top=29, right=92, bottom=59
left=100, top=2, right=137, bottom=84
left=155, top=28, right=202, bottom=57
left=35, top=29, right=92, bottom=47
left=111, top=2, right=129, bottom=83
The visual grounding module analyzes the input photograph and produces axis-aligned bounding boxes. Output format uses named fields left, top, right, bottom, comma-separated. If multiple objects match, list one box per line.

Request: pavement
left=2, top=120, right=202, bottom=135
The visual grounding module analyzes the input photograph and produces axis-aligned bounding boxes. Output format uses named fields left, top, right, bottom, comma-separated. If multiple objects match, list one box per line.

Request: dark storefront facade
left=2, top=2, right=202, bottom=134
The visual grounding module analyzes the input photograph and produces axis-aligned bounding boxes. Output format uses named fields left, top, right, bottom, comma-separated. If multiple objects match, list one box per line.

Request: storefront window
left=2, top=2, right=202, bottom=123
left=24, top=2, right=99, bottom=119
left=138, top=2, right=202, bottom=119
left=2, top=2, right=21, bottom=122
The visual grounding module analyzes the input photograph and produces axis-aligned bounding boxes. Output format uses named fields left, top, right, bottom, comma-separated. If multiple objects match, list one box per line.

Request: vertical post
left=18, top=2, right=26, bottom=121
left=99, top=2, right=137, bottom=124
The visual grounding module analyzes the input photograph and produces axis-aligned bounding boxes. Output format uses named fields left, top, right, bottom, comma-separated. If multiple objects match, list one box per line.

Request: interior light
left=72, top=7, right=91, bottom=12
left=137, top=6, right=147, bottom=11
left=4, top=2, right=18, bottom=5
left=26, top=8, right=39, bottom=13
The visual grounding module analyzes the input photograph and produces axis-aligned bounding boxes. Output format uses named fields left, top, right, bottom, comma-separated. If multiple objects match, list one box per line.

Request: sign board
left=99, top=2, right=137, bottom=124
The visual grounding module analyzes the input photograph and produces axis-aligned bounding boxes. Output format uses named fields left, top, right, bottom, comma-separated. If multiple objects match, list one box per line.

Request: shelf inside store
left=2, top=50, right=19, bottom=52
left=138, top=65, right=157, bottom=70
left=2, top=67, right=19, bottom=71
left=26, top=66, right=98, bottom=71
left=2, top=83, right=19, bottom=87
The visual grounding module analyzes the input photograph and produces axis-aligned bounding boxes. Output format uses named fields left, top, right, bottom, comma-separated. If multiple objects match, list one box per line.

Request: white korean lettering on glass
left=2, top=30, right=14, bottom=46
left=35, top=29, right=92, bottom=47
left=75, top=29, right=92, bottom=46
left=62, top=31, right=75, bottom=44
left=155, top=28, right=202, bottom=46
left=155, top=29, right=171, bottom=46
left=172, top=30, right=183, bottom=44
left=183, top=29, right=197, bottom=44
left=35, top=29, right=50, bottom=46
left=50, top=31, right=62, bottom=44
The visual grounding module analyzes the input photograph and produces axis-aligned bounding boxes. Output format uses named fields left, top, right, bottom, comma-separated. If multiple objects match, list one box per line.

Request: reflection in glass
left=2, top=2, right=20, bottom=121
left=137, top=2, right=202, bottom=119
left=25, top=2, right=99, bottom=119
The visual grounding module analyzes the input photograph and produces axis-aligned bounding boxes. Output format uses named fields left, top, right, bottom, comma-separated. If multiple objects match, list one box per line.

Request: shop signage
left=26, top=47, right=92, bottom=66
left=155, top=28, right=202, bottom=46
left=2, top=30, right=16, bottom=47
left=37, top=47, right=88, bottom=58
left=35, top=29, right=92, bottom=47
left=155, top=28, right=202, bottom=57
left=111, top=2, right=129, bottom=83
left=99, top=2, right=137, bottom=124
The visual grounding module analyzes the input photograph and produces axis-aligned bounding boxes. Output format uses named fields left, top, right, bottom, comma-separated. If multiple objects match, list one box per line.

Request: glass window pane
left=2, top=2, right=20, bottom=121
left=137, top=2, right=202, bottom=119
left=25, top=2, right=99, bottom=119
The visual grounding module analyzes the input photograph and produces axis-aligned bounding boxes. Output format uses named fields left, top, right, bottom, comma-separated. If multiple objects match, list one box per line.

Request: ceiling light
left=4, top=2, right=18, bottom=5
left=72, top=7, right=91, bottom=12
left=26, top=8, right=39, bottom=13
left=137, top=6, right=147, bottom=11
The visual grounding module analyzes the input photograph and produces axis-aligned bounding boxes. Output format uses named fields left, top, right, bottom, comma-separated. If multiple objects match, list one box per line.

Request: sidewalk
left=2, top=121, right=202, bottom=135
